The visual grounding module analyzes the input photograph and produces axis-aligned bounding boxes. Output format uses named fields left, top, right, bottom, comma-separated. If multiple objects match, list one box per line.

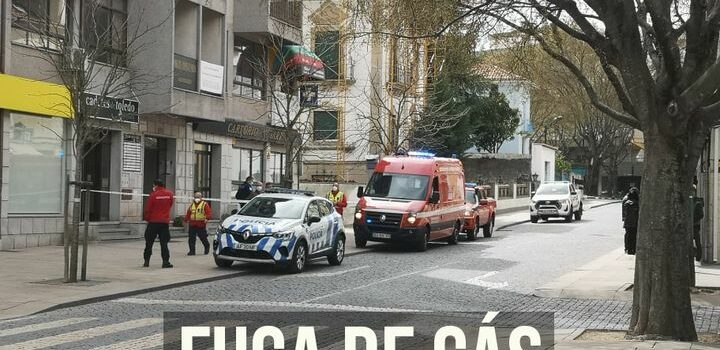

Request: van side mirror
left=571, top=191, right=578, bottom=195
left=430, top=192, right=440, bottom=204
left=356, top=186, right=364, bottom=198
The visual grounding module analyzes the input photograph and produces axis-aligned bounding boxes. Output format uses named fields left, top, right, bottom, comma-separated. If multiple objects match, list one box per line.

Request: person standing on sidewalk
left=622, top=187, right=640, bottom=255
left=185, top=192, right=212, bottom=256
left=143, top=179, right=174, bottom=268
left=327, top=182, right=347, bottom=215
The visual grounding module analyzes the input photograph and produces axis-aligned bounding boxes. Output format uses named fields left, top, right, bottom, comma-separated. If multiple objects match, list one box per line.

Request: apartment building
left=299, top=0, right=434, bottom=184
left=0, top=0, right=305, bottom=249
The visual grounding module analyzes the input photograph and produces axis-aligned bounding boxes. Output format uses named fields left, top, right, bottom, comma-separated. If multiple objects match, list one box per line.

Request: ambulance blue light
left=407, top=151, right=436, bottom=158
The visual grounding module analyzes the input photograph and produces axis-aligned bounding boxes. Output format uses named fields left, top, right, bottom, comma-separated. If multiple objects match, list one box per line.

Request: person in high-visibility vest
left=327, top=182, right=347, bottom=215
left=184, top=192, right=212, bottom=255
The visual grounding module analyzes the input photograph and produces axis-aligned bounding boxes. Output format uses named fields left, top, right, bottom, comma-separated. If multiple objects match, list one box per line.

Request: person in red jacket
left=143, top=179, right=175, bottom=268
left=184, top=191, right=212, bottom=255
left=327, top=182, right=347, bottom=215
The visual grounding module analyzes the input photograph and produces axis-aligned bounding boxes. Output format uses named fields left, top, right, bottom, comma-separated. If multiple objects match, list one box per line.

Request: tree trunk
left=629, top=129, right=698, bottom=340
left=68, top=143, right=85, bottom=283
left=283, top=133, right=295, bottom=189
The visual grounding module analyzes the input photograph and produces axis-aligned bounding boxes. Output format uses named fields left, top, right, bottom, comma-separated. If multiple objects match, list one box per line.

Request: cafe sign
left=83, top=92, right=139, bottom=123
left=195, top=120, right=300, bottom=145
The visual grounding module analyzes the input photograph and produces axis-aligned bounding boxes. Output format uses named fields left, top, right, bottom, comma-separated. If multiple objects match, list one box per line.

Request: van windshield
left=365, top=173, right=430, bottom=201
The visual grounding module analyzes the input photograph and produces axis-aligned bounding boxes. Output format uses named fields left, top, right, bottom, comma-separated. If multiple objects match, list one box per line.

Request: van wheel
left=447, top=222, right=460, bottom=245
left=416, top=227, right=429, bottom=252
left=467, top=220, right=479, bottom=241
left=328, top=233, right=345, bottom=266
left=483, top=217, right=494, bottom=238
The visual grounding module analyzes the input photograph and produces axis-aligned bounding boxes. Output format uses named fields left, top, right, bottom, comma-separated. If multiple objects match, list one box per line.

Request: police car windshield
left=365, top=173, right=429, bottom=201
left=238, top=197, right=306, bottom=219
left=536, top=184, right=569, bottom=195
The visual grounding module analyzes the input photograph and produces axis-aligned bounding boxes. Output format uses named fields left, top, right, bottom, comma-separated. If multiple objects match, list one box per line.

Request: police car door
left=305, top=200, right=329, bottom=254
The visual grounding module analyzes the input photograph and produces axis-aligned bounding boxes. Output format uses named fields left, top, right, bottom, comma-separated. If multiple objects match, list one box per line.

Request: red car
left=463, top=187, right=497, bottom=240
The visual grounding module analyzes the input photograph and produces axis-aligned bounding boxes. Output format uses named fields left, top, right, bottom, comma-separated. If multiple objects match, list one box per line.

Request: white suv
left=530, top=182, right=583, bottom=223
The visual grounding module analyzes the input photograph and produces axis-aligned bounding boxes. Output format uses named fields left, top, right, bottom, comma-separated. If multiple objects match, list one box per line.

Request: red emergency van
left=353, top=152, right=466, bottom=251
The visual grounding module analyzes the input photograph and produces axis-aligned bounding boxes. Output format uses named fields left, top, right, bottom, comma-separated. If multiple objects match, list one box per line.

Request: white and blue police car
left=213, top=191, right=346, bottom=273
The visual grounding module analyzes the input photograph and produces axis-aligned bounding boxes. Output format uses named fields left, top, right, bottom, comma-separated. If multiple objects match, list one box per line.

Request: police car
left=213, top=190, right=346, bottom=273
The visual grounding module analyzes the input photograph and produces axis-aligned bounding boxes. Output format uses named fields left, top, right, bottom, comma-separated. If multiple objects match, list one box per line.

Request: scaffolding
left=335, top=18, right=349, bottom=182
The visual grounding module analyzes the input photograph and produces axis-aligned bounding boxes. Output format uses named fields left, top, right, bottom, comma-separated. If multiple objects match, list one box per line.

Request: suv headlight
left=464, top=210, right=471, bottom=216
left=407, top=213, right=417, bottom=224
left=273, top=230, right=294, bottom=240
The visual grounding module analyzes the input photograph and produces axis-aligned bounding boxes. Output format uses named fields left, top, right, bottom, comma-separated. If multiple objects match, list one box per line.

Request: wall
left=463, top=154, right=531, bottom=184
left=531, top=144, right=557, bottom=184
left=496, top=80, right=532, bottom=155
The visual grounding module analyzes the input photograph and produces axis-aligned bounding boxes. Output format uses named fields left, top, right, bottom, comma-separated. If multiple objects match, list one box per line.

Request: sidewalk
left=536, top=248, right=720, bottom=305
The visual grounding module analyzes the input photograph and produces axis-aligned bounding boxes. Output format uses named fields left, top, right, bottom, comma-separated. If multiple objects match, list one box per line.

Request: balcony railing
left=269, top=0, right=302, bottom=28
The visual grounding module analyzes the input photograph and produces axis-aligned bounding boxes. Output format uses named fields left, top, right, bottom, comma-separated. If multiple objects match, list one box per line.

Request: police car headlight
left=273, top=230, right=294, bottom=240
left=407, top=213, right=417, bottom=224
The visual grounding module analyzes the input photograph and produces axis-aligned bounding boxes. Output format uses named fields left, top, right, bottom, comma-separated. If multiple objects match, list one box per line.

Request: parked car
left=213, top=191, right=345, bottom=273
left=530, top=182, right=583, bottom=223
left=463, top=187, right=497, bottom=240
left=353, top=152, right=466, bottom=251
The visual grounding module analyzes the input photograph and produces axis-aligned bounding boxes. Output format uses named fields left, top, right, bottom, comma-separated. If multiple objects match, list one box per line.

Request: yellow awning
left=0, top=73, right=72, bottom=118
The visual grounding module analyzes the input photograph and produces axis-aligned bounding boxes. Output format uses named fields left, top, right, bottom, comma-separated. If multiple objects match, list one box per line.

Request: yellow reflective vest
left=189, top=201, right=208, bottom=221
left=327, top=191, right=344, bottom=203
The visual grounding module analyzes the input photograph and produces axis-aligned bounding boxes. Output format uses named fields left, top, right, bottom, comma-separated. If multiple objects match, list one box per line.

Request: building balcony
left=234, top=0, right=302, bottom=44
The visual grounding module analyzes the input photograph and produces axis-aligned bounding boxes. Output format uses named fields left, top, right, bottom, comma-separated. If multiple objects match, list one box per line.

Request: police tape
left=79, top=189, right=250, bottom=204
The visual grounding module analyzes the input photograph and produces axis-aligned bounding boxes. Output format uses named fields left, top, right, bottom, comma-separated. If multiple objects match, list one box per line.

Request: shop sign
left=200, top=60, right=224, bottom=95
left=83, top=92, right=139, bottom=123
left=122, top=134, right=142, bottom=172
left=195, top=120, right=300, bottom=145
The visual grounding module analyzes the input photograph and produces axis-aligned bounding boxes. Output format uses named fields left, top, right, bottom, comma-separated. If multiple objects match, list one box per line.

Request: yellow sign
left=0, top=73, right=73, bottom=118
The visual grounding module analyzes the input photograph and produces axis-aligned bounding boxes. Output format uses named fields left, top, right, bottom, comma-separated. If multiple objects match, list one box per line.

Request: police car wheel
left=328, top=234, right=345, bottom=266
left=288, top=241, right=308, bottom=274
left=214, top=255, right=233, bottom=268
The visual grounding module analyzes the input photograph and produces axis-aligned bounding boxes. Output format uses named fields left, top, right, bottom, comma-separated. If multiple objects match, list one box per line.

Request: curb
left=588, top=201, right=622, bottom=209
left=32, top=270, right=249, bottom=317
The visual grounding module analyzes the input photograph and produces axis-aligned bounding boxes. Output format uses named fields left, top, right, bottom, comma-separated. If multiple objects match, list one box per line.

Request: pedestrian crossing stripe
left=0, top=318, right=162, bottom=350
left=0, top=317, right=95, bottom=337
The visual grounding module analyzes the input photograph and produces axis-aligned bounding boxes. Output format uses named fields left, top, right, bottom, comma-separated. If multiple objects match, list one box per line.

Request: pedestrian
left=185, top=191, right=212, bottom=256
left=622, top=187, right=640, bottom=255
left=693, top=176, right=704, bottom=262
left=327, top=182, right=347, bottom=215
left=235, top=176, right=255, bottom=200
left=143, top=179, right=174, bottom=268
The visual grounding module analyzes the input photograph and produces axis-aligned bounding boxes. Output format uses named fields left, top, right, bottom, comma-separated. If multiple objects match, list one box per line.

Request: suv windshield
left=238, top=197, right=306, bottom=219
left=536, top=184, right=570, bottom=196
left=365, top=173, right=430, bottom=201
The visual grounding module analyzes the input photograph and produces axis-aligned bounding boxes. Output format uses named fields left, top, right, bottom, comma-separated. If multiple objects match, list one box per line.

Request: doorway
left=82, top=131, right=120, bottom=221
left=143, top=136, right=174, bottom=207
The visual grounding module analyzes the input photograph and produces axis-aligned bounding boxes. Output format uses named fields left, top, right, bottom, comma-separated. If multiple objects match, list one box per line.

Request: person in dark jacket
left=143, top=179, right=175, bottom=268
left=235, top=176, right=255, bottom=200
left=622, top=187, right=640, bottom=255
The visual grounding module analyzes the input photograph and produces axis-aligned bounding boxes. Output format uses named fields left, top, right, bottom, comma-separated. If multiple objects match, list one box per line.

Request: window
left=174, top=0, right=199, bottom=90
left=239, top=197, right=306, bottom=219
left=365, top=173, right=430, bottom=201
left=306, top=201, right=321, bottom=219
left=425, top=39, right=437, bottom=89
left=82, top=0, right=127, bottom=65
left=313, top=111, right=338, bottom=141
left=194, top=143, right=212, bottom=198
left=314, top=30, right=340, bottom=80
left=9, top=113, right=64, bottom=214
left=11, top=0, right=67, bottom=50
left=268, top=152, right=285, bottom=184
left=231, top=148, right=264, bottom=183
left=233, top=40, right=266, bottom=100
left=318, top=200, right=331, bottom=216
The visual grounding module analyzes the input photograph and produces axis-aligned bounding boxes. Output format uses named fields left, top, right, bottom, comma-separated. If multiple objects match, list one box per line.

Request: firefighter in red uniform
left=143, top=179, right=175, bottom=268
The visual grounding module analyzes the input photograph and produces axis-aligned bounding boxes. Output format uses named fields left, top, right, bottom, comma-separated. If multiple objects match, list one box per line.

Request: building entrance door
left=82, top=133, right=115, bottom=221
left=143, top=136, right=173, bottom=208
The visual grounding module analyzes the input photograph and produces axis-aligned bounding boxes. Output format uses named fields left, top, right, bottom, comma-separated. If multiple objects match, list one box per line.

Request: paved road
left=2, top=203, right=720, bottom=349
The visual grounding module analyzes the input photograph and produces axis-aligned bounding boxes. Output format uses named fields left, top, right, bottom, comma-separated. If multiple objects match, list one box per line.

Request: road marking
left=273, top=265, right=370, bottom=280
left=88, top=320, right=237, bottom=350
left=0, top=316, right=36, bottom=326
left=463, top=271, right=509, bottom=290
left=114, top=298, right=428, bottom=313
left=0, top=317, right=95, bottom=337
left=0, top=318, right=162, bottom=350
left=301, top=262, right=456, bottom=304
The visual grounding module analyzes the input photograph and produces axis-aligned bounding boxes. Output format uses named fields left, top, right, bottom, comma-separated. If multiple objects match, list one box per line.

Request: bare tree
left=13, top=0, right=168, bottom=282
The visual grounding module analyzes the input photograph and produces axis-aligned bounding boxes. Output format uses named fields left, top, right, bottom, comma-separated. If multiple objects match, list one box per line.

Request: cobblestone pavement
left=1, top=203, right=719, bottom=349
